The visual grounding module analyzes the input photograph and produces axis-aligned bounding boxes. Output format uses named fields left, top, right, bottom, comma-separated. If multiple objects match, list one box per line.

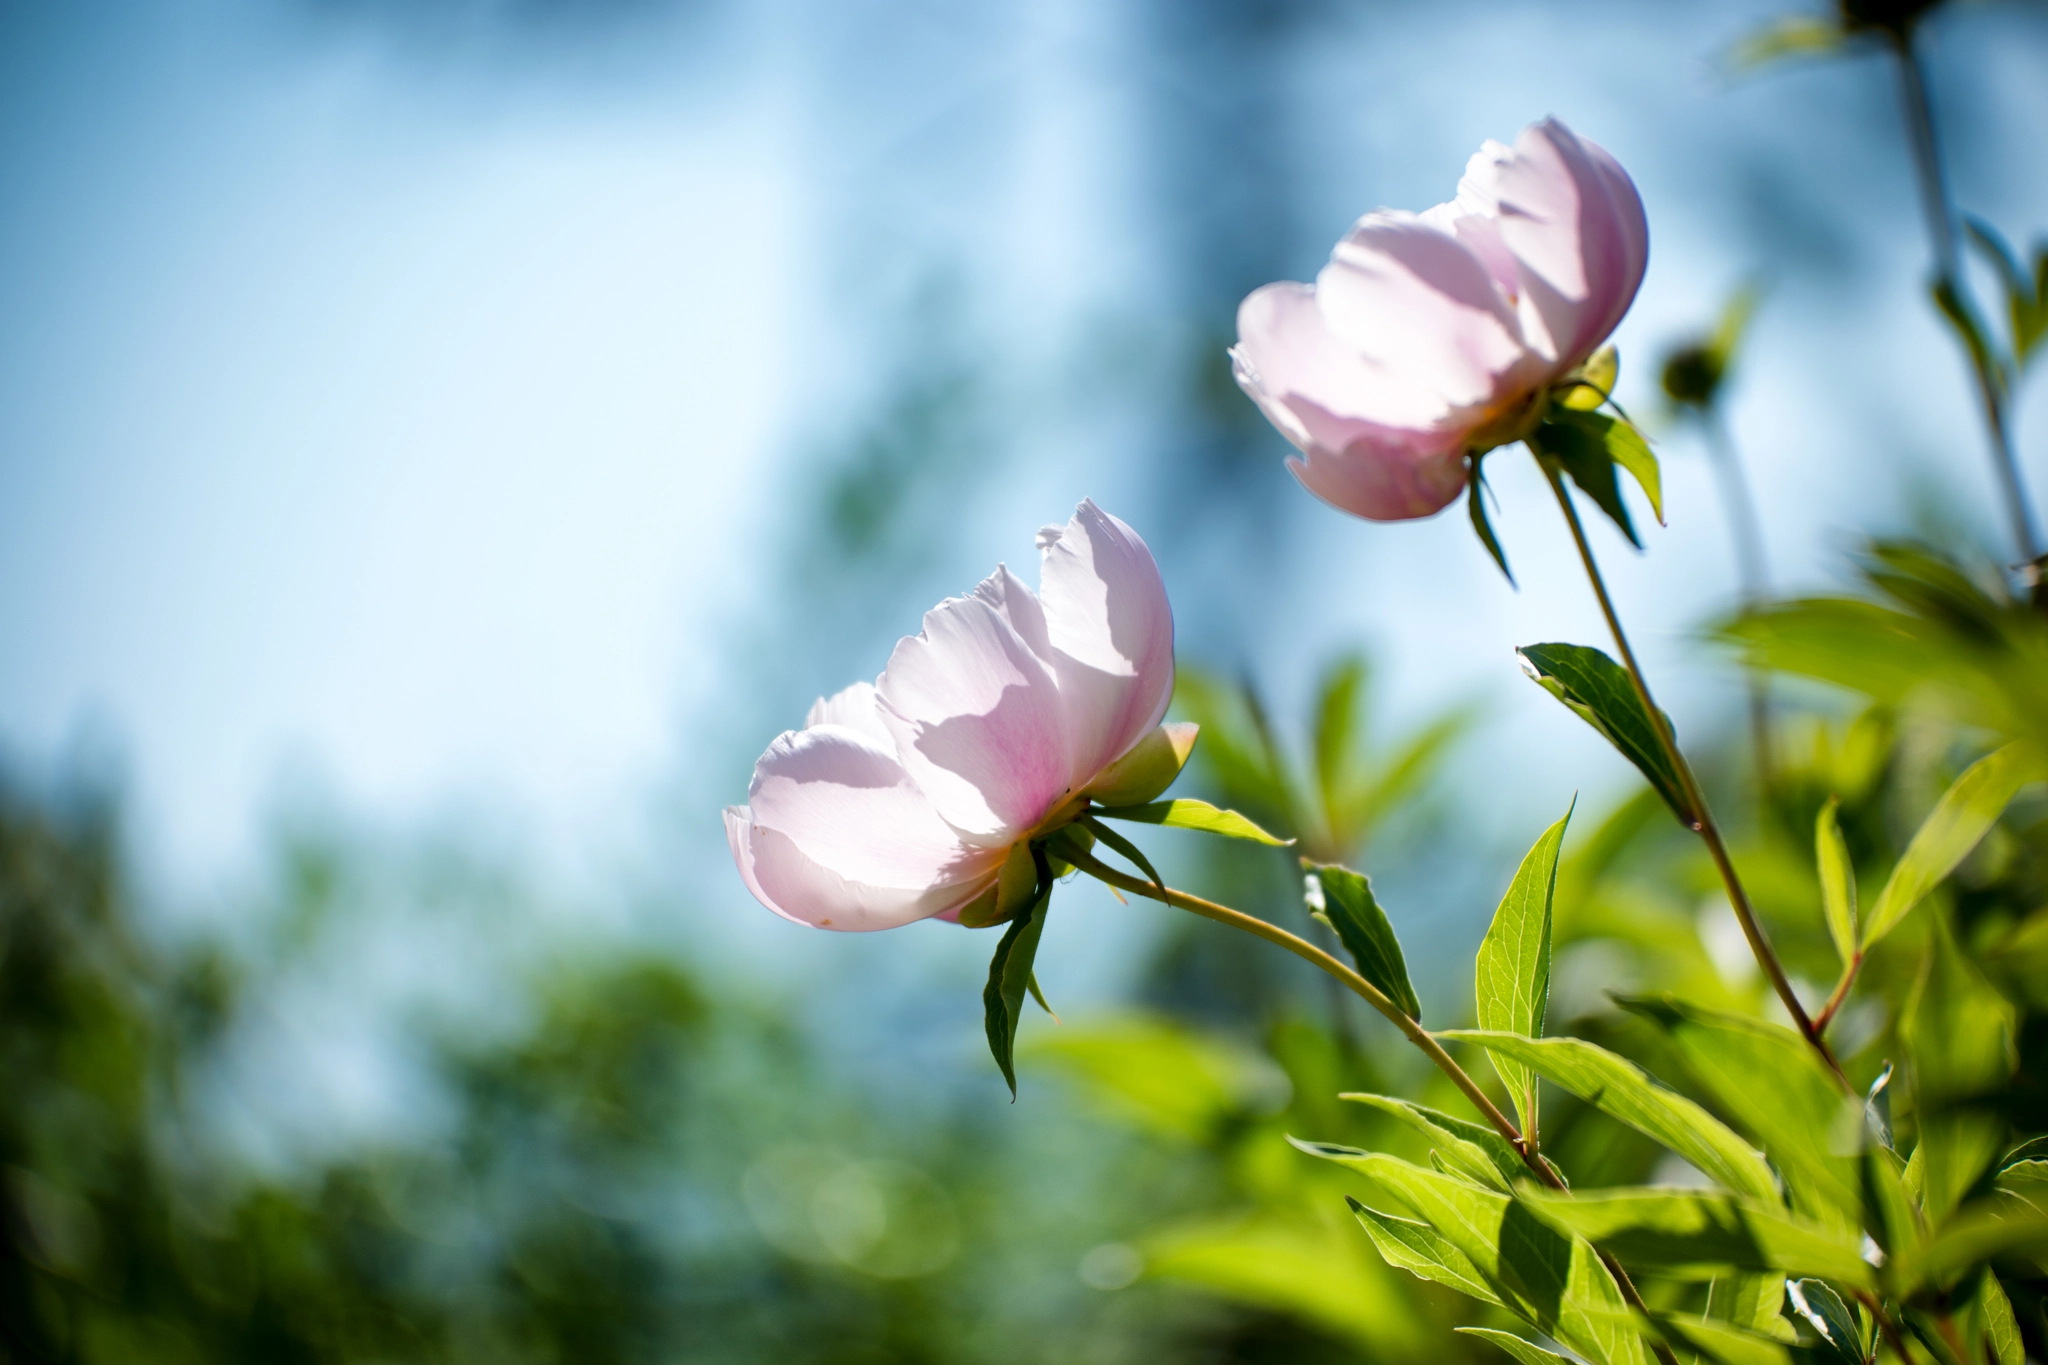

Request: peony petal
left=1315, top=210, right=1540, bottom=413
left=805, top=680, right=894, bottom=747
left=1454, top=119, right=1647, bottom=373
left=748, top=723, right=995, bottom=885
left=973, top=564, right=1054, bottom=666
left=1036, top=501, right=1177, bottom=787
left=726, top=806, right=997, bottom=932
left=875, top=594, right=1073, bottom=842
left=1234, top=282, right=1447, bottom=448
left=1286, top=434, right=1468, bottom=523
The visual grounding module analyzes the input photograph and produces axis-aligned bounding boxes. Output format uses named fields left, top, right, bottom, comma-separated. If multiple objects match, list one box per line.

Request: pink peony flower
left=1231, top=117, right=1649, bottom=521
left=726, top=500, right=1190, bottom=932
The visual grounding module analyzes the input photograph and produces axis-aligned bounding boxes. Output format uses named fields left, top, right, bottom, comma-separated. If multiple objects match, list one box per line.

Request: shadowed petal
left=1287, top=434, right=1468, bottom=522
left=1316, top=210, right=1536, bottom=412
left=725, top=806, right=997, bottom=932
left=876, top=594, right=1072, bottom=842
left=1235, top=281, right=1449, bottom=439
left=973, top=563, right=1053, bottom=666
left=1036, top=500, right=1176, bottom=786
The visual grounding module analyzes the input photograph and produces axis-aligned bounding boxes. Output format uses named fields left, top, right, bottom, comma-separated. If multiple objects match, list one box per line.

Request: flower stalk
left=1539, top=463, right=1849, bottom=1087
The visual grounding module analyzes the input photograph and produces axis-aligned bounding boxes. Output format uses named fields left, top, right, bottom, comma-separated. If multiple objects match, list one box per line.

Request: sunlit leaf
left=1094, top=797, right=1291, bottom=845
left=1347, top=1198, right=1506, bottom=1308
left=1305, top=861, right=1419, bottom=1021
left=1459, top=1327, right=1576, bottom=1365
left=1900, top=1193, right=2048, bottom=1291
left=1438, top=1031, right=1777, bottom=1202
left=1618, top=996, right=1860, bottom=1230
left=1338, top=1094, right=1524, bottom=1192
left=1516, top=1187, right=1873, bottom=1288
left=1862, top=743, right=2037, bottom=949
left=1519, top=644, right=1694, bottom=823
left=1310, top=1149, right=1648, bottom=1365
left=1560, top=345, right=1620, bottom=410
left=1474, top=804, right=1571, bottom=1136
left=1642, top=1312, right=1802, bottom=1365
left=1815, top=796, right=1858, bottom=968
left=1973, top=1271, right=2024, bottom=1365
left=1705, top=1273, right=1792, bottom=1341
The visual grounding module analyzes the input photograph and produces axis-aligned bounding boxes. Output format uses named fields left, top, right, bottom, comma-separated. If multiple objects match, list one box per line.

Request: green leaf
left=1541, top=407, right=1662, bottom=525
left=981, top=858, right=1051, bottom=1097
left=1515, top=1187, right=1873, bottom=1289
left=1787, top=1279, right=1863, bottom=1365
left=1618, top=997, right=1860, bottom=1230
left=1321, top=1151, right=1649, bottom=1365
left=1438, top=1032, right=1778, bottom=1202
left=1815, top=796, right=1858, bottom=968
left=1932, top=278, right=2009, bottom=395
left=1861, top=1140, right=1925, bottom=1265
left=1642, top=1312, right=1802, bottom=1365
left=1974, top=1271, right=2024, bottom=1365
left=1728, top=15, right=1844, bottom=69
left=1337, top=1094, right=1525, bottom=1193
left=1902, top=1194, right=2048, bottom=1291
left=1705, top=1273, right=1791, bottom=1340
left=1469, top=460, right=1515, bottom=586
left=1312, top=655, right=1367, bottom=819
left=1094, top=797, right=1291, bottom=845
left=1475, top=804, right=1572, bottom=1136
left=1905, top=914, right=2015, bottom=1222
left=1458, top=1327, right=1576, bottom=1365
left=1530, top=414, right=1642, bottom=548
left=1862, top=743, right=2036, bottom=949
left=1305, top=861, right=1420, bottom=1021
left=1518, top=644, right=1695, bottom=824
left=1346, top=1197, right=1506, bottom=1308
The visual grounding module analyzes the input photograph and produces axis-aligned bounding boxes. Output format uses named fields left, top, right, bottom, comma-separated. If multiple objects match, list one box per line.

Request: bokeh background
left=3, top=1, right=2046, bottom=1361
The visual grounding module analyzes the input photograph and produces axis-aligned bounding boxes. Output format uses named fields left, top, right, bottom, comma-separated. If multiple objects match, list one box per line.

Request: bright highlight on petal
left=1231, top=117, right=1649, bottom=523
left=726, top=501, right=1179, bottom=931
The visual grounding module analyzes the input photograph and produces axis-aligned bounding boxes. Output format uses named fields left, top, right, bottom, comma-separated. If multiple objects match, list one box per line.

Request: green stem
left=1890, top=34, right=2043, bottom=594
left=1540, top=464, right=1849, bottom=1088
left=1070, top=848, right=1683, bottom=1365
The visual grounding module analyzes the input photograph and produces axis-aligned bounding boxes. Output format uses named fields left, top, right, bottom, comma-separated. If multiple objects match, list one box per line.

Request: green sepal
left=1518, top=643, right=1695, bottom=824
left=1529, top=410, right=1661, bottom=545
left=1078, top=812, right=1165, bottom=894
left=1093, top=797, right=1290, bottom=845
left=1304, top=860, right=1420, bottom=1021
left=1468, top=456, right=1515, bottom=586
left=981, top=848, right=1053, bottom=1098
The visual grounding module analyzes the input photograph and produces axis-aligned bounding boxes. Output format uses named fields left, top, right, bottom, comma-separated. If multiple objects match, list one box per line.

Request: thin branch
left=1540, top=464, right=1849, bottom=1088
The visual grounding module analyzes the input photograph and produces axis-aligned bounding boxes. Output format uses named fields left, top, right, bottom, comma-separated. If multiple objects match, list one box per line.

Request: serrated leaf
left=1815, top=796, right=1858, bottom=968
left=1328, top=1152, right=1649, bottom=1365
left=1787, top=1279, right=1862, bottom=1365
left=1095, top=797, right=1291, bottom=845
left=1346, top=1197, right=1506, bottom=1307
left=1475, top=804, right=1572, bottom=1136
left=1306, top=861, right=1420, bottom=1021
left=1337, top=1094, right=1525, bottom=1192
left=982, top=863, right=1051, bottom=1097
left=1862, top=743, right=2036, bottom=949
left=1459, top=1327, right=1576, bottom=1365
left=1439, top=1032, right=1778, bottom=1202
left=1518, top=644, right=1694, bottom=823
left=1470, top=461, right=1515, bottom=586
left=1531, top=415, right=1642, bottom=548
left=1618, top=997, right=1860, bottom=1231
left=1515, top=1187, right=1873, bottom=1289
